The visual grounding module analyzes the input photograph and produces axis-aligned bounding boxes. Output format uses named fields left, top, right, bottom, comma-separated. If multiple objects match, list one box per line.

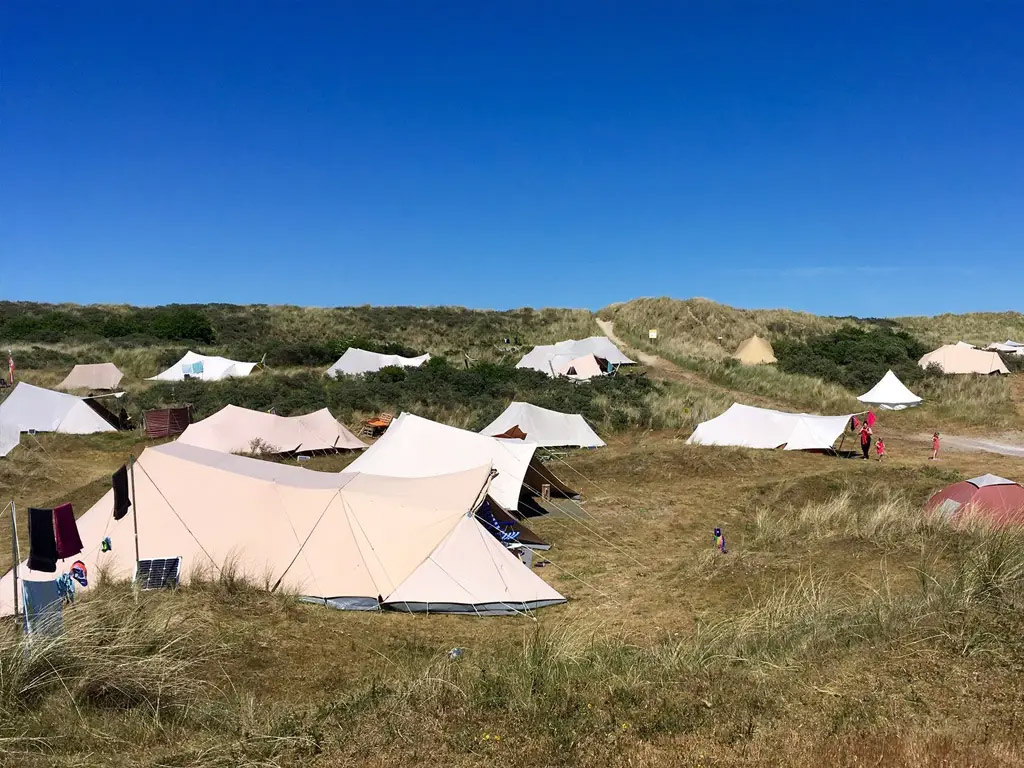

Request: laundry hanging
left=53, top=502, right=83, bottom=558
left=27, top=508, right=58, bottom=573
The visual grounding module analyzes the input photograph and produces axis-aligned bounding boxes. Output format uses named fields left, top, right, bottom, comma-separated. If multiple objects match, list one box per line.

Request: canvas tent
left=178, top=404, right=366, bottom=455
left=148, top=351, right=258, bottom=382
left=954, top=341, right=976, bottom=349
left=327, top=348, right=431, bottom=377
left=986, top=341, right=1024, bottom=355
left=687, top=403, right=853, bottom=451
left=481, top=402, right=605, bottom=448
left=926, top=474, right=1024, bottom=527
left=0, top=442, right=565, bottom=616
left=0, top=383, right=118, bottom=435
left=0, top=422, right=19, bottom=458
left=346, top=413, right=577, bottom=513
left=517, top=337, right=634, bottom=378
left=56, top=362, right=124, bottom=391
left=732, top=335, right=777, bottom=365
left=918, top=345, right=1009, bottom=375
left=857, top=370, right=922, bottom=410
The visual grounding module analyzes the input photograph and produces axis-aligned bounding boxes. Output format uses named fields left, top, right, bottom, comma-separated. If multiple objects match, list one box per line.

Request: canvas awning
left=326, top=348, right=431, bottom=377
left=481, top=402, right=605, bottom=448
left=178, top=404, right=366, bottom=454
left=687, top=403, right=853, bottom=451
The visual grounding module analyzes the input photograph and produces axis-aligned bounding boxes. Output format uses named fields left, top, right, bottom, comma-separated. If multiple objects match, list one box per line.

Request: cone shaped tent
left=481, top=402, right=605, bottom=448
left=177, top=404, right=366, bottom=454
left=857, top=370, right=922, bottom=410
left=56, top=362, right=124, bottom=391
left=148, top=351, right=258, bottom=382
left=517, top=337, right=634, bottom=378
left=327, top=348, right=431, bottom=377
left=732, top=336, right=777, bottom=365
left=918, top=345, right=1009, bottom=375
left=687, top=403, right=853, bottom=451
left=0, top=383, right=117, bottom=435
left=926, top=474, right=1024, bottom=527
left=0, top=442, right=565, bottom=616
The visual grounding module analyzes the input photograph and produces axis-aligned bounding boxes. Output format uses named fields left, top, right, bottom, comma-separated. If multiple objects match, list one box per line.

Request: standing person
left=875, top=437, right=886, bottom=461
left=860, top=422, right=873, bottom=460
left=930, top=432, right=940, bottom=460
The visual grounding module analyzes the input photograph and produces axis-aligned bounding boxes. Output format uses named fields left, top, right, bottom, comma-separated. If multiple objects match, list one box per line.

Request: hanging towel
left=27, top=507, right=58, bottom=573
left=866, top=411, right=876, bottom=428
left=53, top=502, right=83, bottom=559
left=113, top=464, right=131, bottom=520
left=22, top=579, right=63, bottom=636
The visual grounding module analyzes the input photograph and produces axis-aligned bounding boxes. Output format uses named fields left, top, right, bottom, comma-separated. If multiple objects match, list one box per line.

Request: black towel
left=27, top=507, right=58, bottom=572
left=113, top=465, right=131, bottom=520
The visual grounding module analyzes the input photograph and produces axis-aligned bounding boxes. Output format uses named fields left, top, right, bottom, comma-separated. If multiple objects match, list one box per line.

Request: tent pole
left=10, top=501, right=19, bottom=621
left=130, top=455, right=140, bottom=577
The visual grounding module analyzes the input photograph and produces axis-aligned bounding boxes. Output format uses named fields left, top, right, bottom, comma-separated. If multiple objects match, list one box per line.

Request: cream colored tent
left=732, top=335, right=776, bottom=365
left=557, top=354, right=606, bottom=380
left=687, top=403, right=853, bottom=451
left=857, top=370, right=922, bottom=410
left=327, top=348, right=431, bottom=377
left=517, top=337, right=634, bottom=378
left=0, top=383, right=117, bottom=435
left=919, top=345, right=1009, bottom=375
left=177, top=404, right=366, bottom=454
left=346, top=413, right=577, bottom=512
left=148, top=351, right=258, bottom=382
left=0, top=442, right=565, bottom=616
left=56, top=363, right=124, bottom=391
left=481, top=402, right=605, bottom=448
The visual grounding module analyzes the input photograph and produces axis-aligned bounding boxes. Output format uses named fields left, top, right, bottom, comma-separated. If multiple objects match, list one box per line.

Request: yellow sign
left=648, top=329, right=658, bottom=340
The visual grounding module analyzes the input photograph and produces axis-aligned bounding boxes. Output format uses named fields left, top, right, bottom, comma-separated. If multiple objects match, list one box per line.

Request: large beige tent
left=481, top=402, right=605, bottom=448
left=732, top=335, right=777, bottom=365
left=517, top=337, right=634, bottom=378
left=177, top=404, right=366, bottom=454
left=346, top=413, right=577, bottom=513
left=327, top=348, right=431, bottom=377
left=687, top=403, right=853, bottom=451
left=0, top=383, right=118, bottom=435
left=56, top=362, right=124, bottom=391
left=0, top=442, right=565, bottom=616
left=919, top=345, right=1009, bottom=375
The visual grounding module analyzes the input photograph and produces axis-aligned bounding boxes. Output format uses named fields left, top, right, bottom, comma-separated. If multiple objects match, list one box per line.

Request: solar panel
left=134, top=557, right=182, bottom=590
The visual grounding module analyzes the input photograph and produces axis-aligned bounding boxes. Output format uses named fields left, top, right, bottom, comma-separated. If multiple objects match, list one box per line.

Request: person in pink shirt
left=930, top=432, right=940, bottom=460
left=875, top=438, right=886, bottom=461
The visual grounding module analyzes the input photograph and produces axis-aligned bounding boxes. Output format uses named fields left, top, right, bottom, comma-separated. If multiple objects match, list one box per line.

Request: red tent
left=926, top=474, right=1024, bottom=527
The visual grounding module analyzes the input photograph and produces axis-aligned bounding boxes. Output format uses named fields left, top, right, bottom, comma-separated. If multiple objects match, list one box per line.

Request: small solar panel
left=134, top=557, right=182, bottom=590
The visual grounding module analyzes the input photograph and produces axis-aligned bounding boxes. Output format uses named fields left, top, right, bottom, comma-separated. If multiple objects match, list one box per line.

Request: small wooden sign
left=649, top=329, right=658, bottom=340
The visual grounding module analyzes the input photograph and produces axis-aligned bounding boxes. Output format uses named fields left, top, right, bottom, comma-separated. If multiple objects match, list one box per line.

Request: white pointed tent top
left=148, top=351, right=258, bottom=382
left=0, top=382, right=116, bottom=435
left=177, top=404, right=366, bottom=454
left=516, top=336, right=634, bottom=377
left=687, top=403, right=853, bottom=452
left=56, top=362, right=125, bottom=391
left=967, top=474, right=1018, bottom=488
left=857, top=370, right=922, bottom=409
left=480, top=402, right=605, bottom=448
left=346, top=412, right=538, bottom=511
left=0, top=441, right=565, bottom=616
left=326, top=348, right=431, bottom=377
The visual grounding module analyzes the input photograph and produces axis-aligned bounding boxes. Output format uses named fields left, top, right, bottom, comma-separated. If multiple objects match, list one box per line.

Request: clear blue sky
left=3, top=2, right=1022, bottom=316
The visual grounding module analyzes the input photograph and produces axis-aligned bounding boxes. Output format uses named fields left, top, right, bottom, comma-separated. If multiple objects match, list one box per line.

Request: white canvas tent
left=0, top=422, right=19, bottom=458
left=346, top=413, right=576, bottom=512
left=517, top=337, right=634, bottom=378
left=687, top=403, right=853, bottom=451
left=56, top=362, right=124, bottom=391
left=148, top=351, right=258, bottom=382
left=986, top=341, right=1024, bottom=355
left=177, top=405, right=367, bottom=454
left=481, top=402, right=605, bottom=448
left=0, top=442, right=565, bottom=616
left=918, top=345, right=1009, bottom=375
left=857, top=370, right=922, bottom=410
left=0, top=383, right=117, bottom=435
left=327, top=348, right=431, bottom=377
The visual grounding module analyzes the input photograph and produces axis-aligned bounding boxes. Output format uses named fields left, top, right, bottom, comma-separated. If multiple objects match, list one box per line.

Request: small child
left=875, top=438, right=886, bottom=461
left=930, top=432, right=940, bottom=460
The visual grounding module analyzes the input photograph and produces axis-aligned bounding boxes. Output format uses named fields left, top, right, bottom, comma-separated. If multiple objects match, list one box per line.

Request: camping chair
left=480, top=508, right=521, bottom=544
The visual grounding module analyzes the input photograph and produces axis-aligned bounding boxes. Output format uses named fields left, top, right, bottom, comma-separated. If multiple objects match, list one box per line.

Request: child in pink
left=930, top=433, right=940, bottom=460
left=875, top=438, right=886, bottom=461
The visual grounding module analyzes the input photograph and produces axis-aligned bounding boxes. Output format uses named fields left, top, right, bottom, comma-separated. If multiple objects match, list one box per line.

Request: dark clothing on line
left=27, top=507, right=58, bottom=572
left=113, top=465, right=131, bottom=520
left=53, top=503, right=83, bottom=559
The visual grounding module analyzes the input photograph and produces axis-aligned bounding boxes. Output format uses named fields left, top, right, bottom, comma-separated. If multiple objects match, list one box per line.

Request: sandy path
left=928, top=434, right=1024, bottom=459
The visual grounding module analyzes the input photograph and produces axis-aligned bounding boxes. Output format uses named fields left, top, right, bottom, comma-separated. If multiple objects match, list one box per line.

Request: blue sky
left=3, top=2, right=1022, bottom=316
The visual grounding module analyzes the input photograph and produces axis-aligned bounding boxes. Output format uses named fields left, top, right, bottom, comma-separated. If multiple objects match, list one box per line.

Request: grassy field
left=2, top=298, right=1024, bottom=766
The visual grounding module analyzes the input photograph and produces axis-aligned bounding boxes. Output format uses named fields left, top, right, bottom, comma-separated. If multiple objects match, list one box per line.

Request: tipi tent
left=346, top=413, right=577, bottom=512
left=687, top=403, right=853, bottom=451
left=0, top=422, right=19, bottom=458
left=926, top=474, right=1024, bottom=527
left=517, top=337, right=634, bottom=378
left=0, top=383, right=117, bottom=435
left=0, top=442, right=565, bottom=616
left=327, top=348, right=431, bottom=377
left=918, top=345, right=1009, bottom=375
left=481, top=402, right=605, bottom=448
left=177, top=405, right=366, bottom=455
left=732, top=336, right=777, bottom=365
left=857, top=370, right=922, bottom=410
left=56, top=362, right=124, bottom=391
left=148, top=351, right=258, bottom=382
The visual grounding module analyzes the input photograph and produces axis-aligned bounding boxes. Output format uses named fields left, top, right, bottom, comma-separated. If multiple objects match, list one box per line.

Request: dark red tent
left=926, top=474, right=1024, bottom=527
